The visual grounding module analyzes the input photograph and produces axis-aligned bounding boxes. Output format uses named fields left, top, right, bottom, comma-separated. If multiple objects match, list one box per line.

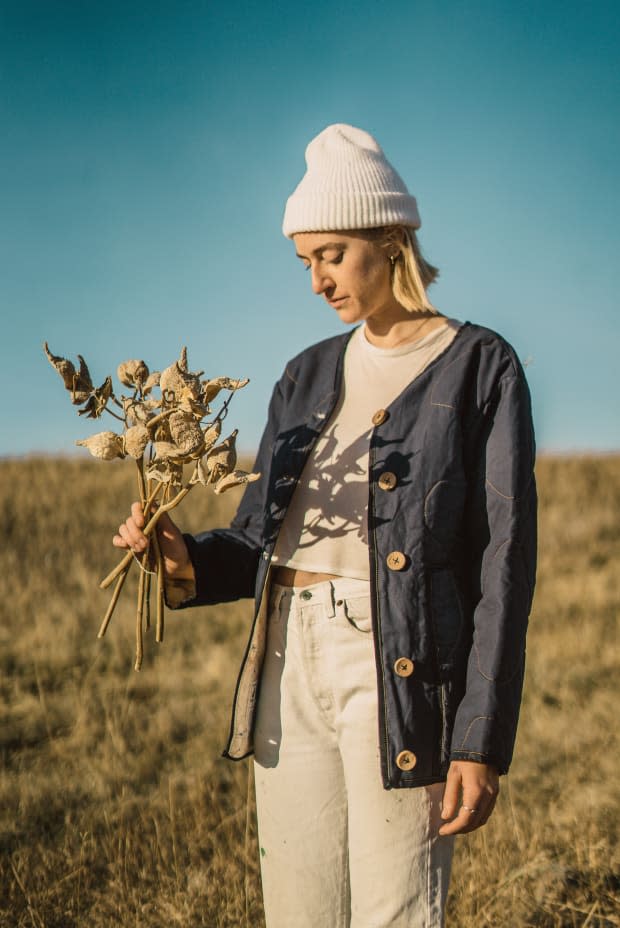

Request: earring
left=389, top=253, right=399, bottom=267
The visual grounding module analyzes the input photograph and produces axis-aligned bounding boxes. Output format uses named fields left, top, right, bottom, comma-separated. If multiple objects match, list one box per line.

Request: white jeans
left=253, top=578, right=454, bottom=928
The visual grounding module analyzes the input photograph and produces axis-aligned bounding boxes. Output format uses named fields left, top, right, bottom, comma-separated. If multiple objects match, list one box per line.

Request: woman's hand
left=438, top=760, right=499, bottom=835
left=113, top=501, right=195, bottom=583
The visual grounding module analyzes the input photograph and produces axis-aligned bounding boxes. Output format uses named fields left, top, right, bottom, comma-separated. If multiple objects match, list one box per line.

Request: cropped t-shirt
left=270, top=317, right=462, bottom=580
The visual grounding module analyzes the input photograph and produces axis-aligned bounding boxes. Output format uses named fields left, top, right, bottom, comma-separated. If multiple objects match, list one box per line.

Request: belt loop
left=325, top=581, right=336, bottom=619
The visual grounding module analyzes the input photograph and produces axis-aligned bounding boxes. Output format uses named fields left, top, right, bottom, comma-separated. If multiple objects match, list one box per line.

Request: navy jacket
left=180, top=321, right=537, bottom=789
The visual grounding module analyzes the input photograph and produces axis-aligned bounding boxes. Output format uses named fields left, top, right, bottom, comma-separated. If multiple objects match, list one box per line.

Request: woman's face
left=293, top=231, right=399, bottom=325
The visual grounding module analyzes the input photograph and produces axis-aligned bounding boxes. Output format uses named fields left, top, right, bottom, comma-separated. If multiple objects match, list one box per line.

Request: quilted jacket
left=179, top=321, right=537, bottom=788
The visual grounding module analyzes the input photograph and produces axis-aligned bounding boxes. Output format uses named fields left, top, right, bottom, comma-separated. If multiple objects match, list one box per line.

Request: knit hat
left=282, top=124, right=421, bottom=238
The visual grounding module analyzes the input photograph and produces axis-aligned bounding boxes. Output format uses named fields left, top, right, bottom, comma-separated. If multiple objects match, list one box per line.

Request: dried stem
left=135, top=553, right=147, bottom=671
left=98, top=567, right=129, bottom=638
left=144, top=561, right=152, bottom=631
left=145, top=408, right=174, bottom=432
left=136, top=458, right=147, bottom=507
left=153, top=529, right=165, bottom=643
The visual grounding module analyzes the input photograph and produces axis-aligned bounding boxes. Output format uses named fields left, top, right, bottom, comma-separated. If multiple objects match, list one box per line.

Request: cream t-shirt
left=271, top=318, right=463, bottom=580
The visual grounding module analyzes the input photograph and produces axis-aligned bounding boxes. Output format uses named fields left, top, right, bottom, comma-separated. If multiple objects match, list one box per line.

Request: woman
left=114, top=124, right=537, bottom=927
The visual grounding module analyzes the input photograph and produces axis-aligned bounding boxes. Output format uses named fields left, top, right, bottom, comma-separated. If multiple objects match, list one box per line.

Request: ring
left=462, top=805, right=478, bottom=813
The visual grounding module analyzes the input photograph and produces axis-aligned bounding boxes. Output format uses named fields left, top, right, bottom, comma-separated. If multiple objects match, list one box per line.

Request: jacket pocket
left=428, top=568, right=465, bottom=669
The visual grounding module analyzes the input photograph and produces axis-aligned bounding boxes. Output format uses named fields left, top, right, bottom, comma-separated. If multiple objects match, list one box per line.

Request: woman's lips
left=328, top=296, right=348, bottom=308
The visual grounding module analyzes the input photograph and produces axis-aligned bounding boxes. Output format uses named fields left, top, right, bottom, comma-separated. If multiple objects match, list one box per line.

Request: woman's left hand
left=438, top=760, right=500, bottom=835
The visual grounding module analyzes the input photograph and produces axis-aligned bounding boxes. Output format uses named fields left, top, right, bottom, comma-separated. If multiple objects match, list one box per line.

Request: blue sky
left=2, top=0, right=619, bottom=456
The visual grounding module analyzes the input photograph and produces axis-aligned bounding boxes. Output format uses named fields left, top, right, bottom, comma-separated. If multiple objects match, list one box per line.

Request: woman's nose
left=311, top=266, right=332, bottom=295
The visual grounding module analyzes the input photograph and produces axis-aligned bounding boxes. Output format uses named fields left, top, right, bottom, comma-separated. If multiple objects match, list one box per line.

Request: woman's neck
left=363, top=309, right=447, bottom=349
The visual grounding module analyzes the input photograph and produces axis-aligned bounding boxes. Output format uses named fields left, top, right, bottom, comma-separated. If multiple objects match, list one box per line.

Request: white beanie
left=282, top=123, right=421, bottom=238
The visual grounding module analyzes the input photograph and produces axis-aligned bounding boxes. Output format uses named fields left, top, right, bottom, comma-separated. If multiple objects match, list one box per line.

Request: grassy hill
left=0, top=455, right=618, bottom=927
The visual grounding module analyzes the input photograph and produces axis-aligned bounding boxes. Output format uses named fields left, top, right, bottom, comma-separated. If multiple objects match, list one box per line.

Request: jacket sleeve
left=168, top=377, right=285, bottom=608
left=450, top=366, right=537, bottom=773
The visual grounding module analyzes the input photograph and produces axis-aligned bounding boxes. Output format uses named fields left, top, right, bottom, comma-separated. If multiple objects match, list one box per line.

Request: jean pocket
left=343, top=595, right=373, bottom=634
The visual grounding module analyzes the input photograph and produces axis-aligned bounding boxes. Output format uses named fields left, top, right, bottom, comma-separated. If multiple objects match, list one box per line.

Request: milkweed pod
left=44, top=343, right=94, bottom=403
left=124, top=424, right=150, bottom=459
left=76, top=431, right=125, bottom=461
left=73, top=355, right=95, bottom=403
left=122, top=396, right=152, bottom=426
left=169, top=411, right=204, bottom=456
left=208, top=429, right=238, bottom=460
left=205, top=429, right=238, bottom=481
left=78, top=376, right=113, bottom=418
left=117, top=360, right=149, bottom=388
left=213, top=470, right=261, bottom=495
left=143, top=371, right=161, bottom=395
left=202, top=376, right=250, bottom=403
left=190, top=457, right=210, bottom=486
left=178, top=395, right=210, bottom=418
left=153, top=441, right=183, bottom=462
left=202, top=419, right=222, bottom=451
left=147, top=459, right=183, bottom=486
left=45, top=343, right=75, bottom=388
left=160, top=362, right=201, bottom=404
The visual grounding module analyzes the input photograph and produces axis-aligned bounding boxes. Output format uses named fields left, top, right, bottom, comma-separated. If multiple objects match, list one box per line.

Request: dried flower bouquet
left=45, top=343, right=259, bottom=670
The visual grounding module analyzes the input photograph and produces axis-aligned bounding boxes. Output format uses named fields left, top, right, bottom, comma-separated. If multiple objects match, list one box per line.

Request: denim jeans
left=253, top=577, right=454, bottom=927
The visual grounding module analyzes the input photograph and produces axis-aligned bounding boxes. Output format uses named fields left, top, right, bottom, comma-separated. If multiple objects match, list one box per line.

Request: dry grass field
left=0, top=454, right=618, bottom=927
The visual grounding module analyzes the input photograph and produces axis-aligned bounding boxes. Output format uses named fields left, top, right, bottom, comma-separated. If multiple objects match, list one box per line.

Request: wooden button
left=378, top=471, right=397, bottom=491
left=394, top=657, right=414, bottom=677
left=395, top=750, right=417, bottom=771
left=371, top=408, right=389, bottom=426
left=386, top=551, right=406, bottom=571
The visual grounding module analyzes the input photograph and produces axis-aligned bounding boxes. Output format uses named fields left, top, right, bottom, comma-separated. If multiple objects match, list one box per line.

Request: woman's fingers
left=439, top=763, right=460, bottom=822
left=111, top=502, right=193, bottom=581
left=439, top=790, right=496, bottom=835
left=438, top=761, right=499, bottom=836
left=112, top=501, right=148, bottom=551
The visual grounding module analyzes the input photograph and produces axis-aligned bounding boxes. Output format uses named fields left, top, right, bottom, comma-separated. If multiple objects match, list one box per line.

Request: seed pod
left=205, top=429, right=238, bottom=483
left=202, top=419, right=222, bottom=451
left=190, top=457, right=210, bottom=486
left=147, top=459, right=183, bottom=486
left=214, top=470, right=261, bottom=495
left=143, top=371, right=161, bottom=395
left=78, top=376, right=113, bottom=418
left=44, top=343, right=94, bottom=404
left=122, top=397, right=152, bottom=426
left=169, top=411, right=204, bottom=457
left=160, top=362, right=201, bottom=404
left=76, top=431, right=125, bottom=461
left=202, top=376, right=249, bottom=403
left=117, top=360, right=149, bottom=388
left=153, top=441, right=183, bottom=462
left=124, top=424, right=150, bottom=459
left=178, top=395, right=210, bottom=418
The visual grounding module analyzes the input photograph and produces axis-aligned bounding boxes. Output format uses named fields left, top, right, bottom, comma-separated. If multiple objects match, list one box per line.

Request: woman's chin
left=333, top=305, right=363, bottom=325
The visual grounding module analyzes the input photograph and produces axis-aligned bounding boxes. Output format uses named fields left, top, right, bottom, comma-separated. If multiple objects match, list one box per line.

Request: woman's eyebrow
left=295, top=242, right=345, bottom=260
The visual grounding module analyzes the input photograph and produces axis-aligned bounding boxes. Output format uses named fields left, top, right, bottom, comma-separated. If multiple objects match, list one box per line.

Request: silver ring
left=462, top=805, right=478, bottom=813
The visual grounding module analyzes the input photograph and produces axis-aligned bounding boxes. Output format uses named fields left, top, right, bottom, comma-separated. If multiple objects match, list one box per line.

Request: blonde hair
left=363, top=225, right=440, bottom=314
